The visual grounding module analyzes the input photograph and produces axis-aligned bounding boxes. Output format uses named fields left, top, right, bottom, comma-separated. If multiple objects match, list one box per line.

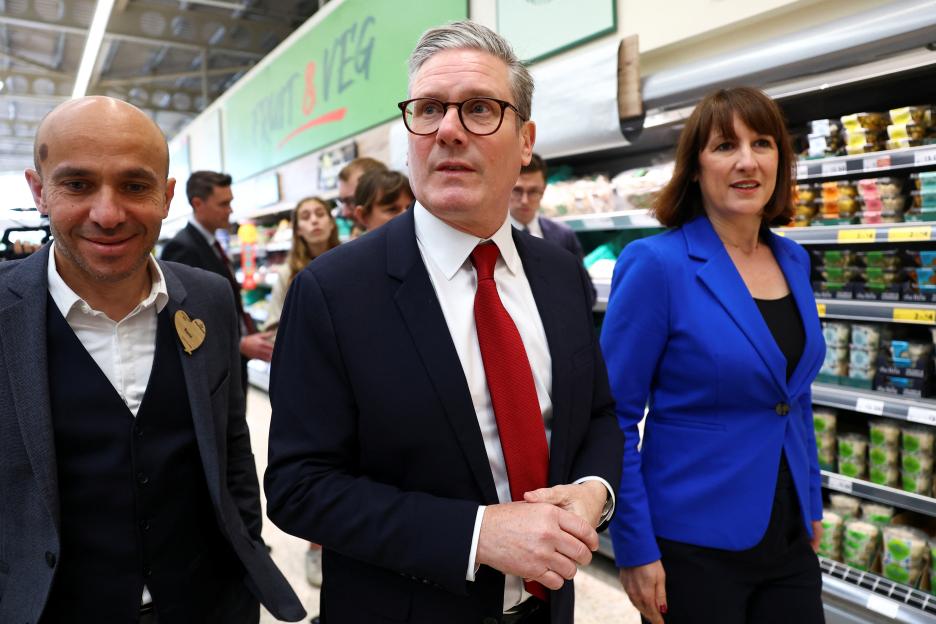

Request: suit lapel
left=770, top=234, right=825, bottom=396
left=0, top=246, right=60, bottom=528
left=686, top=218, right=788, bottom=394
left=160, top=261, right=223, bottom=508
left=387, top=212, right=499, bottom=504
left=514, top=231, right=574, bottom=485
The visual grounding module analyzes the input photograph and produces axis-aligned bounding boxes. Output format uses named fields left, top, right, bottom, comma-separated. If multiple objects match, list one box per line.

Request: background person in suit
left=508, top=153, right=596, bottom=307
left=601, top=87, right=825, bottom=624
left=2, top=96, right=304, bottom=623
left=161, top=171, right=275, bottom=394
left=265, top=20, right=623, bottom=624
left=337, top=157, right=388, bottom=239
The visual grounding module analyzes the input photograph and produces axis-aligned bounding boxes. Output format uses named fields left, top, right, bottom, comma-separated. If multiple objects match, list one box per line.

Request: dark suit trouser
left=643, top=458, right=824, bottom=624
left=141, top=580, right=260, bottom=624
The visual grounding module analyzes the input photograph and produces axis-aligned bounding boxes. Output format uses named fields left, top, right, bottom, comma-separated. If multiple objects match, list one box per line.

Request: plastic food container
left=869, top=464, right=901, bottom=487
left=911, top=172, right=936, bottom=191
left=901, top=426, right=935, bottom=454
left=902, top=471, right=933, bottom=495
left=852, top=324, right=882, bottom=349
left=882, top=525, right=928, bottom=585
left=869, top=419, right=900, bottom=446
left=858, top=250, right=902, bottom=270
left=886, top=138, right=924, bottom=151
left=889, top=105, right=934, bottom=127
left=849, top=347, right=875, bottom=369
left=813, top=408, right=837, bottom=434
left=846, top=143, right=883, bottom=155
left=796, top=184, right=818, bottom=203
left=820, top=510, right=844, bottom=560
left=822, top=250, right=856, bottom=267
left=901, top=451, right=934, bottom=475
left=842, top=112, right=888, bottom=131
left=822, top=322, right=851, bottom=347
left=844, top=520, right=880, bottom=571
left=861, top=501, right=895, bottom=526
left=911, top=190, right=936, bottom=210
left=907, top=251, right=936, bottom=268
left=869, top=444, right=899, bottom=467
left=887, top=123, right=926, bottom=141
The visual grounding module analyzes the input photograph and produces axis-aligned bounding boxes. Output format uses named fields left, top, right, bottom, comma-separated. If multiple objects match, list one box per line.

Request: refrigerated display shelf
left=821, top=471, right=936, bottom=517
left=812, top=383, right=936, bottom=426
left=816, top=299, right=936, bottom=325
left=554, top=209, right=661, bottom=232
left=821, top=557, right=936, bottom=622
left=796, top=144, right=936, bottom=181
left=777, top=222, right=934, bottom=246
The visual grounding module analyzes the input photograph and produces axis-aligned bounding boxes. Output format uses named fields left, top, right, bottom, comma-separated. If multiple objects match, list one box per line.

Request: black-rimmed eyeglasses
left=397, top=97, right=525, bottom=136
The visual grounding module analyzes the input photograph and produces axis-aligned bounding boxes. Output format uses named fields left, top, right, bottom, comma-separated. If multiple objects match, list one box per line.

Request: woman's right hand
left=619, top=560, right=667, bottom=623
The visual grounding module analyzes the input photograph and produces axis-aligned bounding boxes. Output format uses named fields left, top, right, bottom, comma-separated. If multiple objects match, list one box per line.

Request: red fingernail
left=659, top=605, right=668, bottom=614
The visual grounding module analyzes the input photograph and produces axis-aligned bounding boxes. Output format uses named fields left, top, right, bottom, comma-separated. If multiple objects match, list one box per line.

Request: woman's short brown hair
left=354, top=170, right=414, bottom=216
left=653, top=87, right=794, bottom=229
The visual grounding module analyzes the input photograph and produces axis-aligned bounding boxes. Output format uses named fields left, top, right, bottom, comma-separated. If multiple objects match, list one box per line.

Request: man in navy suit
left=508, top=153, right=596, bottom=307
left=1, top=96, right=304, bottom=623
left=265, top=20, right=622, bottom=624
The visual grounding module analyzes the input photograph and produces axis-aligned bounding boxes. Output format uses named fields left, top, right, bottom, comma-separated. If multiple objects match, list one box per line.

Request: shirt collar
left=47, top=242, right=170, bottom=320
left=413, top=201, right=521, bottom=281
left=188, top=216, right=216, bottom=246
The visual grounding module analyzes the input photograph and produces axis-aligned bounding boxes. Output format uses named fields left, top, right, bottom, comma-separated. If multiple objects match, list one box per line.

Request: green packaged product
left=902, top=427, right=935, bottom=454
left=813, top=409, right=837, bottom=435
left=861, top=502, right=895, bottom=526
left=882, top=526, right=928, bottom=586
left=843, top=520, right=880, bottom=571
left=819, top=510, right=844, bottom=560
left=869, top=419, right=900, bottom=447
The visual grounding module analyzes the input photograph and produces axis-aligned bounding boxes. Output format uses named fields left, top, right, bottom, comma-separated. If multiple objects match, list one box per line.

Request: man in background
left=509, top=153, right=596, bottom=307
left=161, top=171, right=274, bottom=394
left=0, top=96, right=304, bottom=623
left=336, top=157, right=387, bottom=238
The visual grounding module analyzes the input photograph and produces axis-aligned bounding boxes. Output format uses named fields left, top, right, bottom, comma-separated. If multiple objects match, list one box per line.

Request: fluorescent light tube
left=72, top=0, right=117, bottom=98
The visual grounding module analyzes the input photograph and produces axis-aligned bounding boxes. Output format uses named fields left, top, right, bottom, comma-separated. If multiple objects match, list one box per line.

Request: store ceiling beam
left=0, top=50, right=72, bottom=80
left=98, top=65, right=251, bottom=86
left=0, top=93, right=68, bottom=106
left=0, top=68, right=72, bottom=96
left=109, top=3, right=289, bottom=56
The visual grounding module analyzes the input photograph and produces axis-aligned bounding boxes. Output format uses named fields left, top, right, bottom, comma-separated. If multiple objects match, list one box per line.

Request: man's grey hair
left=408, top=20, right=534, bottom=122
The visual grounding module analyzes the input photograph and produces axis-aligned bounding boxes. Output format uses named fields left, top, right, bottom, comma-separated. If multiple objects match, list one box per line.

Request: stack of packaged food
left=820, top=321, right=850, bottom=379
left=838, top=433, right=869, bottom=479
left=814, top=408, right=837, bottom=471
left=886, top=106, right=935, bottom=151
left=901, top=427, right=935, bottom=495
left=868, top=419, right=901, bottom=487
left=843, top=112, right=889, bottom=155
left=817, top=181, right=859, bottom=224
left=883, top=525, right=929, bottom=586
left=908, top=172, right=936, bottom=223
left=856, top=177, right=906, bottom=224
left=849, top=324, right=881, bottom=385
left=806, top=119, right=845, bottom=158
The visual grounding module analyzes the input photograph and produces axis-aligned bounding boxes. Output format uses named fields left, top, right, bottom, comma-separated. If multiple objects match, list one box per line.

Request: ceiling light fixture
left=72, top=0, right=117, bottom=98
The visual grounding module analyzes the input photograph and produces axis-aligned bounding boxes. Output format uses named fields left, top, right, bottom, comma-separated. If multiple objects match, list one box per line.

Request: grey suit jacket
left=0, top=245, right=305, bottom=623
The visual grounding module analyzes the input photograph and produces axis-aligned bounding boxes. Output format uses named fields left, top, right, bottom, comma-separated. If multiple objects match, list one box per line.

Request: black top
left=754, top=293, right=805, bottom=381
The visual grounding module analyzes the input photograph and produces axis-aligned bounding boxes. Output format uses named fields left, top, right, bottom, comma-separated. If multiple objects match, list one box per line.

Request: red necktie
left=470, top=243, right=549, bottom=602
left=213, top=240, right=257, bottom=334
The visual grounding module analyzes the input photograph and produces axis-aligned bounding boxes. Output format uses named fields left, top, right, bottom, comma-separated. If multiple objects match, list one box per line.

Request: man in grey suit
left=0, top=96, right=304, bottom=623
left=508, top=153, right=596, bottom=307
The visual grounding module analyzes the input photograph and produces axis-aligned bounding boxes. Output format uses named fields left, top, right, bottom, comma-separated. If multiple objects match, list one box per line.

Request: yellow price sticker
left=887, top=226, right=932, bottom=242
left=837, top=229, right=877, bottom=243
left=817, top=303, right=827, bottom=317
left=893, top=308, right=936, bottom=324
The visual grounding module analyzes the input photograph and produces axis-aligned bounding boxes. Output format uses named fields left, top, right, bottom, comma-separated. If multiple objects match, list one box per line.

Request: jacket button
left=136, top=472, right=149, bottom=485
left=775, top=402, right=790, bottom=416
left=139, top=519, right=151, bottom=531
left=45, top=551, right=56, bottom=568
left=143, top=566, right=152, bottom=577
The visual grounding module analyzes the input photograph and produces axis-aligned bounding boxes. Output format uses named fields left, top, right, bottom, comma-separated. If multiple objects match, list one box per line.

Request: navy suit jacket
left=600, top=216, right=825, bottom=568
left=0, top=245, right=305, bottom=622
left=265, top=209, right=622, bottom=624
left=538, top=216, right=596, bottom=307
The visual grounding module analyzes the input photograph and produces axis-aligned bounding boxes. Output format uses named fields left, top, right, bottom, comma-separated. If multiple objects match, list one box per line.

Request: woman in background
left=352, top=170, right=414, bottom=233
left=264, top=196, right=340, bottom=332
left=601, top=87, right=825, bottom=624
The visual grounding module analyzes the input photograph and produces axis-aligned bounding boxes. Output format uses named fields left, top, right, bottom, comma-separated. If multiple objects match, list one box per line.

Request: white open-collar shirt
left=413, top=202, right=613, bottom=610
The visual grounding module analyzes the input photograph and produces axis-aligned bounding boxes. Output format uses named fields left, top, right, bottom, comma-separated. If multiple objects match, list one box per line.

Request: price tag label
left=914, top=147, right=936, bottom=166
left=821, top=161, right=848, bottom=176
left=796, top=163, right=809, bottom=179
left=907, top=406, right=936, bottom=426
left=586, top=217, right=616, bottom=231
left=862, top=155, right=891, bottom=171
left=827, top=475, right=853, bottom=494
left=887, top=226, right=932, bottom=242
left=865, top=595, right=900, bottom=619
left=855, top=397, right=885, bottom=416
left=893, top=308, right=936, bottom=324
left=837, top=229, right=877, bottom=243
left=816, top=302, right=826, bottom=317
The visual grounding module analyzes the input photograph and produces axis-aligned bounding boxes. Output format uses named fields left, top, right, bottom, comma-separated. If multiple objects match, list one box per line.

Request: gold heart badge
left=174, top=310, right=206, bottom=355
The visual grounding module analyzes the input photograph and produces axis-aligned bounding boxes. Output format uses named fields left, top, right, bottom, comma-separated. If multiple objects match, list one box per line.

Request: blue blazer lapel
left=769, top=234, right=825, bottom=396
left=686, top=217, right=788, bottom=395
left=160, top=261, right=223, bottom=508
left=386, top=212, right=499, bottom=504
left=0, top=245, right=60, bottom=528
left=513, top=230, right=572, bottom=486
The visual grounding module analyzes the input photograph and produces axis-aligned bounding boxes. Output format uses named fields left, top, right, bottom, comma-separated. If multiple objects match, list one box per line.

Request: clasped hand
left=476, top=482, right=606, bottom=590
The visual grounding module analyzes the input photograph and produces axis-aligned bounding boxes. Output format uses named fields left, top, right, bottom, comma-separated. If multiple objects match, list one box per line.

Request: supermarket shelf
left=821, top=471, right=936, bottom=517
left=812, top=383, right=936, bottom=426
left=796, top=144, right=936, bottom=181
left=593, top=278, right=611, bottom=312
left=247, top=360, right=270, bottom=393
left=817, top=299, right=936, bottom=325
left=553, top=209, right=662, bottom=232
left=820, top=558, right=936, bottom=623
left=776, top=222, right=934, bottom=245
left=228, top=240, right=291, bottom=257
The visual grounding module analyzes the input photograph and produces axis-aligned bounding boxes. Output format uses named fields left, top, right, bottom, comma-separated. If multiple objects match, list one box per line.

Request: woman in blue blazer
left=601, top=87, right=826, bottom=624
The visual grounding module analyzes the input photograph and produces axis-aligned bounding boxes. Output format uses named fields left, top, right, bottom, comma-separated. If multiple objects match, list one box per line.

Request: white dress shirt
left=188, top=216, right=218, bottom=247
left=509, top=215, right=544, bottom=239
left=413, top=203, right=613, bottom=610
left=47, top=244, right=168, bottom=607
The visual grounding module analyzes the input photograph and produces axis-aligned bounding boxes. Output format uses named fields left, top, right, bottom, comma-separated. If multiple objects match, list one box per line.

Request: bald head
left=34, top=96, right=169, bottom=178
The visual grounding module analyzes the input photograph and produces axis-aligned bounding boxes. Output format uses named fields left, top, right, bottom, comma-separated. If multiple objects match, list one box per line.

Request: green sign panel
left=222, top=0, right=466, bottom=181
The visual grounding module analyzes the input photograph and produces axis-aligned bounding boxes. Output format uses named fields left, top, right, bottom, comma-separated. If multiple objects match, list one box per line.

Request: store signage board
left=222, top=0, right=467, bottom=181
left=497, top=0, right=616, bottom=63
